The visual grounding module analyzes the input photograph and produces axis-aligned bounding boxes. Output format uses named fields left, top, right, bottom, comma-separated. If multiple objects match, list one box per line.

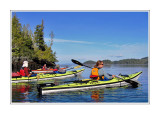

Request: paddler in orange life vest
left=90, top=60, right=115, bottom=80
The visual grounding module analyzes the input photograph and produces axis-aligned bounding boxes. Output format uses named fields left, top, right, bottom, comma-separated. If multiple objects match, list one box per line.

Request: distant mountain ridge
left=83, top=57, right=148, bottom=65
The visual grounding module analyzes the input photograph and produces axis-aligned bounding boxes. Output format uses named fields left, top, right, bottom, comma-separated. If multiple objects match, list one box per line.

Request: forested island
left=84, top=57, right=148, bottom=65
left=12, top=14, right=58, bottom=71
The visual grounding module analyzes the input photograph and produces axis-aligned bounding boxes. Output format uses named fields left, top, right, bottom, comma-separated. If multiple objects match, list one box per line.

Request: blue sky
left=12, top=11, right=148, bottom=64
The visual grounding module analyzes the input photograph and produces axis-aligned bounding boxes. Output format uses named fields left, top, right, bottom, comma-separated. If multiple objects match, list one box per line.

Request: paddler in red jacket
left=42, top=64, right=47, bottom=70
left=20, top=61, right=30, bottom=77
left=20, top=61, right=36, bottom=77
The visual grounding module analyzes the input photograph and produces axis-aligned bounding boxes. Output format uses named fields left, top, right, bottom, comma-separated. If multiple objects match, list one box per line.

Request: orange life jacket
left=90, top=68, right=104, bottom=80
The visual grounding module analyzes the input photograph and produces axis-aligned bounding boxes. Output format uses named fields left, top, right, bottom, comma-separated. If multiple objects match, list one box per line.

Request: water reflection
left=91, top=90, right=104, bottom=102
left=12, top=83, right=31, bottom=102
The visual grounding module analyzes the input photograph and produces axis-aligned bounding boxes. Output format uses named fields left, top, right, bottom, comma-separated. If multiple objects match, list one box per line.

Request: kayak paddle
left=107, top=73, right=140, bottom=87
left=65, top=65, right=82, bottom=70
left=72, top=59, right=140, bottom=88
left=115, top=75, right=139, bottom=88
left=71, top=59, right=92, bottom=68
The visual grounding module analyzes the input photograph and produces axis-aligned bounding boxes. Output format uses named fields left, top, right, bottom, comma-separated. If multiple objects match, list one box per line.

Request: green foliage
left=12, top=14, right=58, bottom=64
left=12, top=13, right=23, bottom=57
left=34, top=46, right=58, bottom=62
left=34, top=20, right=45, bottom=51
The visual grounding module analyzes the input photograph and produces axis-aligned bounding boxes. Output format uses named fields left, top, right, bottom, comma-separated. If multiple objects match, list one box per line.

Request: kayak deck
left=40, top=71, right=142, bottom=95
left=12, top=69, right=84, bottom=83
left=32, top=68, right=66, bottom=73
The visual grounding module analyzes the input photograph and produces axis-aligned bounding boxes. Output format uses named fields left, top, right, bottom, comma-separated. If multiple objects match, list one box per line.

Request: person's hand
left=112, top=75, right=115, bottom=78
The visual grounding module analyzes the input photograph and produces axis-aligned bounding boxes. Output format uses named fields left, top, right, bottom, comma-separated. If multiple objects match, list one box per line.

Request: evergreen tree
left=12, top=13, right=23, bottom=58
left=12, top=14, right=58, bottom=65
left=34, top=19, right=45, bottom=51
left=12, top=14, right=34, bottom=60
left=21, top=24, right=34, bottom=59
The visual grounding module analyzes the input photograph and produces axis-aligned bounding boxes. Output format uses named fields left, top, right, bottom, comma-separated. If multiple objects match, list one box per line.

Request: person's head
left=94, top=60, right=104, bottom=68
left=55, top=64, right=60, bottom=69
left=44, top=64, right=46, bottom=67
left=22, top=61, right=28, bottom=68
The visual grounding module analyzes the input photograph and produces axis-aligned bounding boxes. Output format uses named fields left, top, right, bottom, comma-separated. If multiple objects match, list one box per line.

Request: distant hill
left=102, top=59, right=112, bottom=64
left=113, top=57, right=148, bottom=64
left=84, top=57, right=148, bottom=65
left=84, top=60, right=96, bottom=64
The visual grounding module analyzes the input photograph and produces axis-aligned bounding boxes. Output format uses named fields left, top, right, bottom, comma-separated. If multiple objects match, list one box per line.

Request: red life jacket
left=20, top=67, right=30, bottom=76
left=42, top=65, right=47, bottom=70
left=24, top=67, right=30, bottom=76
left=20, top=69, right=25, bottom=76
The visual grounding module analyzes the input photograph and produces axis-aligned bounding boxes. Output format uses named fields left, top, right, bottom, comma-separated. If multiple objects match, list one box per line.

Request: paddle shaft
left=71, top=59, right=92, bottom=68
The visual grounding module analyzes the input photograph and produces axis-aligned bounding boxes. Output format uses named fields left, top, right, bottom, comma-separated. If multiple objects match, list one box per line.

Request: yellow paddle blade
left=37, top=75, right=40, bottom=81
left=74, top=65, right=81, bottom=69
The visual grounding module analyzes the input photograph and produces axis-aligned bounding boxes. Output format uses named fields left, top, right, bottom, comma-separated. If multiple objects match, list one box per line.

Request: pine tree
left=12, top=13, right=23, bottom=58
left=34, top=19, right=45, bottom=51
left=21, top=24, right=34, bottom=59
left=12, top=15, right=58, bottom=65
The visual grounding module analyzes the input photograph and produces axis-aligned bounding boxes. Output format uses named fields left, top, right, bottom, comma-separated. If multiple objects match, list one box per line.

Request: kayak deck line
left=12, top=69, right=85, bottom=83
left=39, top=71, right=142, bottom=95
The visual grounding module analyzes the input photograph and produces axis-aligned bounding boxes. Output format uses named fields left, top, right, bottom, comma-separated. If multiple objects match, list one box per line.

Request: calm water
left=12, top=65, right=149, bottom=103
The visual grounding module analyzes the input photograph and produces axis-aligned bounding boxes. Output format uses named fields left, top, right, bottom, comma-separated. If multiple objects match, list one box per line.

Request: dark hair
left=94, top=60, right=103, bottom=68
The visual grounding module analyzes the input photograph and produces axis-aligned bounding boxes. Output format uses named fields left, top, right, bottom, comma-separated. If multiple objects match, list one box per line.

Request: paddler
left=42, top=64, right=48, bottom=70
left=55, top=64, right=66, bottom=74
left=20, top=61, right=37, bottom=77
left=90, top=60, right=115, bottom=80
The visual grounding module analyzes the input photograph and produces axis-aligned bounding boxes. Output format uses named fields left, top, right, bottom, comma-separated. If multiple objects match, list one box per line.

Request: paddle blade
left=126, top=79, right=140, bottom=88
left=74, top=65, right=81, bottom=69
left=116, top=75, right=140, bottom=88
left=71, top=59, right=84, bottom=66
left=71, top=59, right=92, bottom=69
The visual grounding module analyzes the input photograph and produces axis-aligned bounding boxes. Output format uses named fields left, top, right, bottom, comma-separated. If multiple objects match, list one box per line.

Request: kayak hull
left=40, top=71, right=142, bottom=95
left=12, top=69, right=84, bottom=83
